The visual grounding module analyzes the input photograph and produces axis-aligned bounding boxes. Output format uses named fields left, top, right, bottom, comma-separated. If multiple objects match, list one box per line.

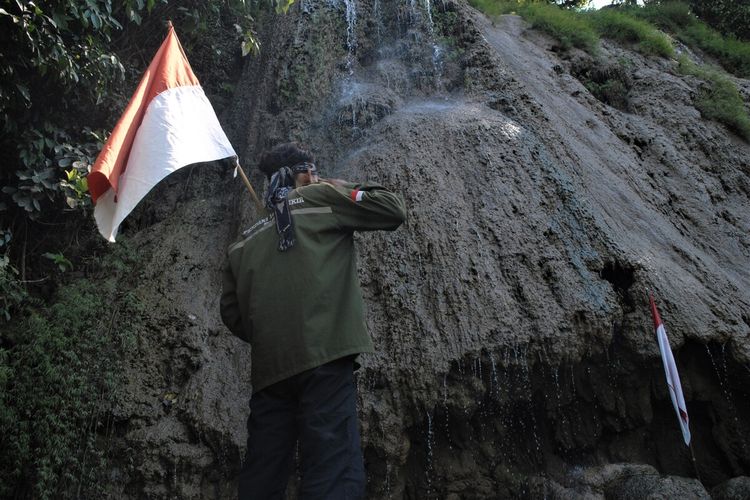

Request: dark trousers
left=238, top=357, right=365, bottom=500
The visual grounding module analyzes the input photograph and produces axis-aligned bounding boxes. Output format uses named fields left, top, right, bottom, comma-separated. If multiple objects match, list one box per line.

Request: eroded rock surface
left=103, top=0, right=750, bottom=497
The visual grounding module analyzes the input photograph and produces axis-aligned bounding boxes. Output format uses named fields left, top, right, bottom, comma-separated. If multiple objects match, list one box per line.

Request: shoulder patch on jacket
left=350, top=189, right=364, bottom=202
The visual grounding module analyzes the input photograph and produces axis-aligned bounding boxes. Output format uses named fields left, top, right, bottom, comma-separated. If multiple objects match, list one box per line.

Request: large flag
left=650, top=293, right=691, bottom=446
left=88, top=25, right=236, bottom=242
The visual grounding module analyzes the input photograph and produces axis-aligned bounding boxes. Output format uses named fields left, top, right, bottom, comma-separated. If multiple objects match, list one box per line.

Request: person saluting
left=220, top=142, right=406, bottom=499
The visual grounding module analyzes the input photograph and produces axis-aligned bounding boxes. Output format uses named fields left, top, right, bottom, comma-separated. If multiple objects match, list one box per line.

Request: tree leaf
left=16, top=84, right=31, bottom=103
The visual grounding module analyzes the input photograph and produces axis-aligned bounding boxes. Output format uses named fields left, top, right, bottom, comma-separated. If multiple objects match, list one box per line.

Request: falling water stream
left=343, top=0, right=357, bottom=74
left=425, top=410, right=435, bottom=496
left=705, top=343, right=748, bottom=455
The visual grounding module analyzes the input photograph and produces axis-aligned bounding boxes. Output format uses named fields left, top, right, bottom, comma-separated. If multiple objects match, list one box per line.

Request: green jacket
left=220, top=181, right=406, bottom=391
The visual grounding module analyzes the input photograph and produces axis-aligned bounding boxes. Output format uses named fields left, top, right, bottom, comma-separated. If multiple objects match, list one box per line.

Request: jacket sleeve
left=220, top=258, right=247, bottom=341
left=319, top=182, right=407, bottom=232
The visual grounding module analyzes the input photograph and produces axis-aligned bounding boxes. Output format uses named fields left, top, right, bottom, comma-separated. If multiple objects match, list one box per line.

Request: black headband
left=289, top=162, right=316, bottom=175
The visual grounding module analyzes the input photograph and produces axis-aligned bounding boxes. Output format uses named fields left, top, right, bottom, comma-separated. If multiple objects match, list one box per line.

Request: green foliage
left=520, top=3, right=599, bottom=52
left=554, top=0, right=589, bottom=7
left=240, top=23, right=262, bottom=57
left=61, top=167, right=90, bottom=209
left=174, top=0, right=289, bottom=60
left=678, top=56, right=750, bottom=141
left=0, top=243, right=141, bottom=498
left=588, top=79, right=630, bottom=109
left=583, top=66, right=632, bottom=110
left=529, top=0, right=592, bottom=8
left=42, top=252, right=73, bottom=272
left=0, top=2, right=129, bottom=109
left=2, top=126, right=102, bottom=216
left=274, top=0, right=296, bottom=14
left=588, top=9, right=674, bottom=57
left=636, top=1, right=693, bottom=33
left=468, top=0, right=593, bottom=18
left=0, top=0, right=291, bottom=327
left=688, top=0, right=750, bottom=42
left=0, top=254, right=27, bottom=321
left=472, top=0, right=748, bottom=75
left=0, top=0, right=279, bottom=227
left=637, top=2, right=750, bottom=78
left=682, top=24, right=750, bottom=78
left=433, top=9, right=466, bottom=62
left=0, top=1, right=271, bottom=496
left=571, top=55, right=633, bottom=110
left=467, top=0, right=521, bottom=17
left=0, top=1, right=145, bottom=223
left=471, top=1, right=747, bottom=141
left=0, top=229, right=26, bottom=322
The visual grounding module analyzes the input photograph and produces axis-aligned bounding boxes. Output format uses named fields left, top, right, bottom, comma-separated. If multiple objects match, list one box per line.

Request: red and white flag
left=650, top=293, right=691, bottom=446
left=88, top=25, right=236, bottom=242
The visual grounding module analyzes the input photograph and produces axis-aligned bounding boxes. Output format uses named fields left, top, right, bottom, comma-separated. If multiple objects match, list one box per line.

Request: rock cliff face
left=105, top=0, right=750, bottom=497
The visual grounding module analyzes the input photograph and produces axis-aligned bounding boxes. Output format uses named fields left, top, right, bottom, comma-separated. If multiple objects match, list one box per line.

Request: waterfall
left=344, top=0, right=358, bottom=74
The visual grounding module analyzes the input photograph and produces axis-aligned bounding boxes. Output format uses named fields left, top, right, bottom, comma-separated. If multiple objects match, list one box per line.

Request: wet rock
left=102, top=0, right=750, bottom=497
left=606, top=470, right=709, bottom=499
left=712, top=476, right=750, bottom=500
left=335, top=81, right=403, bottom=133
left=586, top=464, right=707, bottom=499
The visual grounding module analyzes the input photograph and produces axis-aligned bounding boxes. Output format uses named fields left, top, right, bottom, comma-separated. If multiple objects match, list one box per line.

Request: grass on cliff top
left=635, top=2, right=750, bottom=78
left=467, top=0, right=517, bottom=18
left=523, top=3, right=599, bottom=53
left=468, top=1, right=750, bottom=141
left=467, top=1, right=599, bottom=52
left=468, top=1, right=669, bottom=57
left=470, top=1, right=750, bottom=71
left=587, top=8, right=674, bottom=58
left=678, top=56, right=750, bottom=141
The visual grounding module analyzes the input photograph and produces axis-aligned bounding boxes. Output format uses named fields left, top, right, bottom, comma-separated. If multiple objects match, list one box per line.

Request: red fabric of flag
left=88, top=25, right=235, bottom=241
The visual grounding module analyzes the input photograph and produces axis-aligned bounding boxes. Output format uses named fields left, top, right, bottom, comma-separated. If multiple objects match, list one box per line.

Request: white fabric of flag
left=650, top=293, right=691, bottom=446
left=88, top=25, right=235, bottom=242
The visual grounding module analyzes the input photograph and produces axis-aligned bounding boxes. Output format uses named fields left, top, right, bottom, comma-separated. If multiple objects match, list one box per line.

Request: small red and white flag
left=650, top=293, right=691, bottom=446
left=88, top=25, right=236, bottom=241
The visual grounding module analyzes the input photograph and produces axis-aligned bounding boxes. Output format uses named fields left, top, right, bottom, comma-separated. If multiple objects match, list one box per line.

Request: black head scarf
left=265, top=162, right=316, bottom=251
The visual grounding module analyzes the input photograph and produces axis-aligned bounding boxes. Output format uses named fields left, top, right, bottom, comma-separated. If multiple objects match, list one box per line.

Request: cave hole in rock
left=600, top=259, right=635, bottom=308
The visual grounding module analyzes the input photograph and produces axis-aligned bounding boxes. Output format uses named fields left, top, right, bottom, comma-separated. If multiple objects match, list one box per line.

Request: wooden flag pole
left=160, top=25, right=260, bottom=212
left=233, top=157, right=264, bottom=211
